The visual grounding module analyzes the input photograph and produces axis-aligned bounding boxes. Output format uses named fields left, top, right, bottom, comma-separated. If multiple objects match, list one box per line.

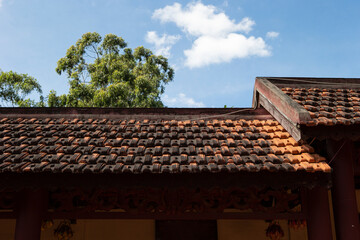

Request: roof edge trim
left=0, top=107, right=273, bottom=120
left=258, top=92, right=302, bottom=141
left=253, top=77, right=313, bottom=141
left=254, top=77, right=311, bottom=125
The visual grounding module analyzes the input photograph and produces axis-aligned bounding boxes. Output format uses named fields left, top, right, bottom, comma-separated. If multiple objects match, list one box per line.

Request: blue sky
left=0, top=0, right=360, bottom=108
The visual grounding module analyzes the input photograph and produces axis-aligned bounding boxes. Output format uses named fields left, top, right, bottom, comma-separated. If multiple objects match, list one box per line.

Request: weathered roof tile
left=0, top=112, right=330, bottom=175
left=282, top=86, right=360, bottom=126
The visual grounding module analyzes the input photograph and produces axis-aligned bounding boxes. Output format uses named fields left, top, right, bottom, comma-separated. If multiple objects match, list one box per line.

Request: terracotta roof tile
left=282, top=87, right=360, bottom=126
left=0, top=116, right=330, bottom=174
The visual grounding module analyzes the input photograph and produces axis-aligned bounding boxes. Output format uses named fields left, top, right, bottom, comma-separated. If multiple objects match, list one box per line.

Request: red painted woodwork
left=0, top=210, right=306, bottom=220
left=305, top=187, right=332, bottom=240
left=15, top=189, right=48, bottom=240
left=328, top=139, right=360, bottom=240
left=47, top=187, right=301, bottom=215
left=0, top=186, right=306, bottom=221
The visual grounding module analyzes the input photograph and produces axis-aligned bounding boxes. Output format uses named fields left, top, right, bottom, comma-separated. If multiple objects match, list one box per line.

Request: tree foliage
left=0, top=70, right=43, bottom=107
left=49, top=32, right=174, bottom=107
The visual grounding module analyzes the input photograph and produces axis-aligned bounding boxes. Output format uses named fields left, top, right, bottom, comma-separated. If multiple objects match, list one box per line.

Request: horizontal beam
left=0, top=172, right=332, bottom=190
left=0, top=211, right=306, bottom=220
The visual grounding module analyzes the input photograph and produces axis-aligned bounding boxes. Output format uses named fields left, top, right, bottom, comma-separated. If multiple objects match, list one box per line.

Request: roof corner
left=253, top=77, right=311, bottom=141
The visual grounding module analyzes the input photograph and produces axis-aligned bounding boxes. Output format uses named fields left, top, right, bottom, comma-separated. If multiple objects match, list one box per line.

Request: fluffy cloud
left=153, top=2, right=271, bottom=68
left=185, top=34, right=270, bottom=68
left=145, top=31, right=180, bottom=58
left=266, top=31, right=279, bottom=38
left=162, top=93, right=205, bottom=107
left=153, top=2, right=254, bottom=37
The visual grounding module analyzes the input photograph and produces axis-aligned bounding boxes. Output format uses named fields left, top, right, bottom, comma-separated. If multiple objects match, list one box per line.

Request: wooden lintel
left=0, top=210, right=306, bottom=220
left=0, top=171, right=331, bottom=190
left=47, top=212, right=306, bottom=220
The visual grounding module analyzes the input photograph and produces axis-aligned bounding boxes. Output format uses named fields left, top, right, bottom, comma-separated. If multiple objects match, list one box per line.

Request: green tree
left=0, top=70, right=43, bottom=107
left=49, top=32, right=174, bottom=107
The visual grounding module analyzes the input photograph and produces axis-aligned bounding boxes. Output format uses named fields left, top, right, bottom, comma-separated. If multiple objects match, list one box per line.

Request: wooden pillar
left=306, top=187, right=333, bottom=240
left=328, top=139, right=360, bottom=240
left=15, top=189, right=48, bottom=240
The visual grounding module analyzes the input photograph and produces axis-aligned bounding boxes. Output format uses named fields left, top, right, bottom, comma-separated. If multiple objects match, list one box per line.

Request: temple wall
left=41, top=220, right=155, bottom=240
left=0, top=219, right=309, bottom=240
left=0, top=219, right=156, bottom=240
left=218, top=220, right=307, bottom=240
left=0, top=219, right=15, bottom=239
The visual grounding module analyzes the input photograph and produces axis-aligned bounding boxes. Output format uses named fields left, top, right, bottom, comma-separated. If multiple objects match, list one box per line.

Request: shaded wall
left=0, top=219, right=310, bottom=240
left=41, top=220, right=155, bottom=240
left=218, top=220, right=307, bottom=240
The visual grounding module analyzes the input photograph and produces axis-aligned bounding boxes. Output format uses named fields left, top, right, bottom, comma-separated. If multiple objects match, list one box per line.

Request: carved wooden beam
left=0, top=187, right=305, bottom=220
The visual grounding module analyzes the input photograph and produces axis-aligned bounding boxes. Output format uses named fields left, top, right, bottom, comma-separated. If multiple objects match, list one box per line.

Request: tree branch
left=92, top=45, right=100, bottom=60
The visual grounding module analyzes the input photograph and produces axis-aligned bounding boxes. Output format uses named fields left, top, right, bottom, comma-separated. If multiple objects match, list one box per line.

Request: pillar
left=15, top=189, right=48, bottom=240
left=306, top=187, right=333, bottom=240
left=328, top=139, right=360, bottom=240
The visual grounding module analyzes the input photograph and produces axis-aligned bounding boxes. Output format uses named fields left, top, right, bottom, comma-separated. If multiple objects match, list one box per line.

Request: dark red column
left=328, top=139, right=360, bottom=240
left=306, top=187, right=333, bottom=240
left=15, top=189, right=48, bottom=240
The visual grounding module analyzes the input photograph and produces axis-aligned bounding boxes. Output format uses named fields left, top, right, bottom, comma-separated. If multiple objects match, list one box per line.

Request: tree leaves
left=0, top=70, right=43, bottom=107
left=50, top=32, right=173, bottom=107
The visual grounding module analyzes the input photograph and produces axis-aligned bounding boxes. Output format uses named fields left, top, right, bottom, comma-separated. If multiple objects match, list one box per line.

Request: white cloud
left=184, top=34, right=270, bottom=68
left=153, top=2, right=254, bottom=37
left=162, top=93, right=205, bottom=107
left=152, top=2, right=270, bottom=68
left=145, top=31, right=180, bottom=58
left=266, top=31, right=279, bottom=39
left=0, top=0, right=3, bottom=7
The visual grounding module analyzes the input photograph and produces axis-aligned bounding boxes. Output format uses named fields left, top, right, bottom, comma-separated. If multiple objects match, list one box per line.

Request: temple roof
left=0, top=107, right=330, bottom=176
left=254, top=77, right=360, bottom=140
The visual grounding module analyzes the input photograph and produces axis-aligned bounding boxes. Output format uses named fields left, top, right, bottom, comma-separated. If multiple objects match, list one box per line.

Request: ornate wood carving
left=48, top=187, right=301, bottom=215
left=0, top=187, right=301, bottom=218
